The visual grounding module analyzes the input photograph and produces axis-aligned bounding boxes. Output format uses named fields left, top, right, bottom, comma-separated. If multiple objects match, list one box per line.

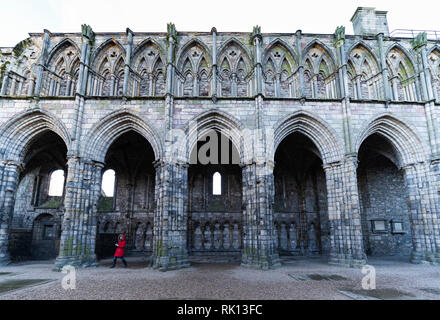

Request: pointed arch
left=177, top=109, right=251, bottom=164
left=91, top=38, right=126, bottom=68
left=217, top=38, right=252, bottom=71
left=273, top=111, right=344, bottom=165
left=132, top=38, right=166, bottom=62
left=355, top=113, right=427, bottom=167
left=302, top=39, right=337, bottom=71
left=385, top=43, right=417, bottom=70
left=263, top=38, right=298, bottom=73
left=176, top=38, right=212, bottom=71
left=347, top=42, right=380, bottom=76
left=46, top=38, right=80, bottom=68
left=83, top=110, right=164, bottom=162
left=0, top=109, right=71, bottom=163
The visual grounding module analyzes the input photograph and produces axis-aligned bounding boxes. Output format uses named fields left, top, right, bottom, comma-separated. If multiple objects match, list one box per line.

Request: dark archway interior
left=96, top=131, right=156, bottom=259
left=10, top=131, right=67, bottom=261
left=357, top=133, right=413, bottom=257
left=274, top=132, right=329, bottom=256
left=188, top=131, right=242, bottom=256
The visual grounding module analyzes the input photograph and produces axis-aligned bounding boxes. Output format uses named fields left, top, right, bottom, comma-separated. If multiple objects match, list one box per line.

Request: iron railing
left=390, top=29, right=440, bottom=40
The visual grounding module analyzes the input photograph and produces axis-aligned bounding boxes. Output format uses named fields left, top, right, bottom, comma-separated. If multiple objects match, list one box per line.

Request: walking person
left=110, top=234, right=128, bottom=268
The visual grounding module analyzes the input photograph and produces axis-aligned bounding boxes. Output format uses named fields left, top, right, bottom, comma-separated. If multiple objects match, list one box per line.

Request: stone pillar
left=334, top=26, right=348, bottom=99
left=231, top=73, right=237, bottom=96
left=252, top=26, right=263, bottom=96
left=241, top=161, right=281, bottom=269
left=312, top=74, right=319, bottom=98
left=403, top=162, right=440, bottom=264
left=9, top=76, right=17, bottom=96
left=211, top=27, right=218, bottom=100
left=0, top=161, right=22, bottom=266
left=274, top=73, right=281, bottom=97
left=1, top=72, right=10, bottom=96
left=377, top=33, right=391, bottom=101
left=324, top=156, right=367, bottom=267
left=123, top=28, right=134, bottom=97
left=166, top=23, right=177, bottom=96
left=27, top=77, right=35, bottom=96
left=152, top=161, right=190, bottom=270
left=78, top=25, right=94, bottom=96
left=296, top=30, right=304, bottom=98
left=54, top=158, right=103, bottom=269
left=391, top=77, right=399, bottom=101
left=355, top=75, right=362, bottom=99
left=34, top=29, right=51, bottom=99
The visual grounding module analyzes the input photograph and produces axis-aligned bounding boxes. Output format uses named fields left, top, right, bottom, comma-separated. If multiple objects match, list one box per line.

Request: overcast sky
left=0, top=0, right=439, bottom=47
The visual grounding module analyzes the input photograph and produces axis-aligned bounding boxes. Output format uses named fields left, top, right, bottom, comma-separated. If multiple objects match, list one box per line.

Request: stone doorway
left=187, top=131, right=242, bottom=260
left=8, top=131, right=66, bottom=262
left=357, top=134, right=413, bottom=258
left=273, top=132, right=330, bottom=257
left=95, top=131, right=156, bottom=260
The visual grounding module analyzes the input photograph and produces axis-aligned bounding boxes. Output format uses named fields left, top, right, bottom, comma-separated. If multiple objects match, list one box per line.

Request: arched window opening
left=213, top=172, right=222, bottom=195
left=48, top=169, right=65, bottom=197
left=102, top=169, right=116, bottom=197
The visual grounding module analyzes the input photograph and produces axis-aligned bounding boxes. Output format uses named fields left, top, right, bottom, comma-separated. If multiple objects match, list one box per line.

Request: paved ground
left=0, top=256, right=440, bottom=300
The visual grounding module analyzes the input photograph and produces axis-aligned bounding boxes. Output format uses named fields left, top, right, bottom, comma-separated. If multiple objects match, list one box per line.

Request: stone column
left=231, top=73, right=237, bottom=96
left=166, top=23, right=177, bottom=96
left=252, top=26, right=263, bottom=96
left=211, top=27, right=218, bottom=100
left=377, top=33, right=391, bottom=101
left=334, top=26, right=348, bottom=100
left=324, top=156, right=367, bottom=267
left=296, top=30, right=305, bottom=98
left=54, top=158, right=103, bottom=269
left=123, top=28, right=134, bottom=97
left=34, top=29, right=51, bottom=99
left=8, top=75, right=15, bottom=95
left=241, top=161, right=281, bottom=270
left=0, top=161, right=22, bottom=266
left=152, top=161, right=190, bottom=270
left=1, top=72, right=10, bottom=96
left=274, top=73, right=281, bottom=97
left=26, top=77, right=35, bottom=96
left=403, top=162, right=440, bottom=264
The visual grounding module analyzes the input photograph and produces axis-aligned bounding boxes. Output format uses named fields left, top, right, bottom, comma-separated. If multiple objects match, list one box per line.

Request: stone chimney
left=351, top=7, right=390, bottom=36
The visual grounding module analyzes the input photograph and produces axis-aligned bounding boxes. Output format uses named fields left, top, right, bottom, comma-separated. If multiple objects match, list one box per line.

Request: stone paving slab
left=0, top=257, right=439, bottom=300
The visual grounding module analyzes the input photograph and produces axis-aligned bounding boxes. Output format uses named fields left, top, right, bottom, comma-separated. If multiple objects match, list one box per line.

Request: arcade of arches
left=1, top=11, right=440, bottom=270
left=1, top=121, right=439, bottom=271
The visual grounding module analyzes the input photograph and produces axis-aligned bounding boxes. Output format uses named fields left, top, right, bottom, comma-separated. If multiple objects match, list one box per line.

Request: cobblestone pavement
left=0, top=256, right=440, bottom=300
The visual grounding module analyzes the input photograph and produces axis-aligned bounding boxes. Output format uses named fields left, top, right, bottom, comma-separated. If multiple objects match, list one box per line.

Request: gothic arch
left=83, top=110, right=164, bottom=162
left=132, top=38, right=166, bottom=62
left=273, top=111, right=344, bottom=165
left=347, top=42, right=380, bottom=75
left=263, top=38, right=299, bottom=70
left=132, top=39, right=166, bottom=73
left=302, top=39, right=337, bottom=71
left=355, top=113, right=427, bottom=167
left=177, top=109, right=251, bottom=164
left=46, top=38, right=80, bottom=67
left=176, top=39, right=212, bottom=70
left=91, top=38, right=126, bottom=68
left=386, top=43, right=416, bottom=66
left=0, top=109, right=71, bottom=163
left=217, top=38, right=252, bottom=71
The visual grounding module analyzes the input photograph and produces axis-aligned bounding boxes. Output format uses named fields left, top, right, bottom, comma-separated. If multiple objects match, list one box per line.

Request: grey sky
left=1, top=0, right=439, bottom=47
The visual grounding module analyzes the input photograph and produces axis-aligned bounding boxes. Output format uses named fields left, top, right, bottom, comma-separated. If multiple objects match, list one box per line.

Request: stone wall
left=0, top=9, right=439, bottom=270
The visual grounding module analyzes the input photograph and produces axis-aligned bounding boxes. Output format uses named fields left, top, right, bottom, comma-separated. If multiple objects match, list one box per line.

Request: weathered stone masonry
left=1, top=7, right=440, bottom=270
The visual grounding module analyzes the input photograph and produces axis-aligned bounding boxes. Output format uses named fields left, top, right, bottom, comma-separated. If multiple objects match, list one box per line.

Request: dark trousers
left=113, top=256, right=126, bottom=263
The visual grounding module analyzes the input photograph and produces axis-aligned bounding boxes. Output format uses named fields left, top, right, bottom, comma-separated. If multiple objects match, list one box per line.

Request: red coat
left=114, top=235, right=126, bottom=257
